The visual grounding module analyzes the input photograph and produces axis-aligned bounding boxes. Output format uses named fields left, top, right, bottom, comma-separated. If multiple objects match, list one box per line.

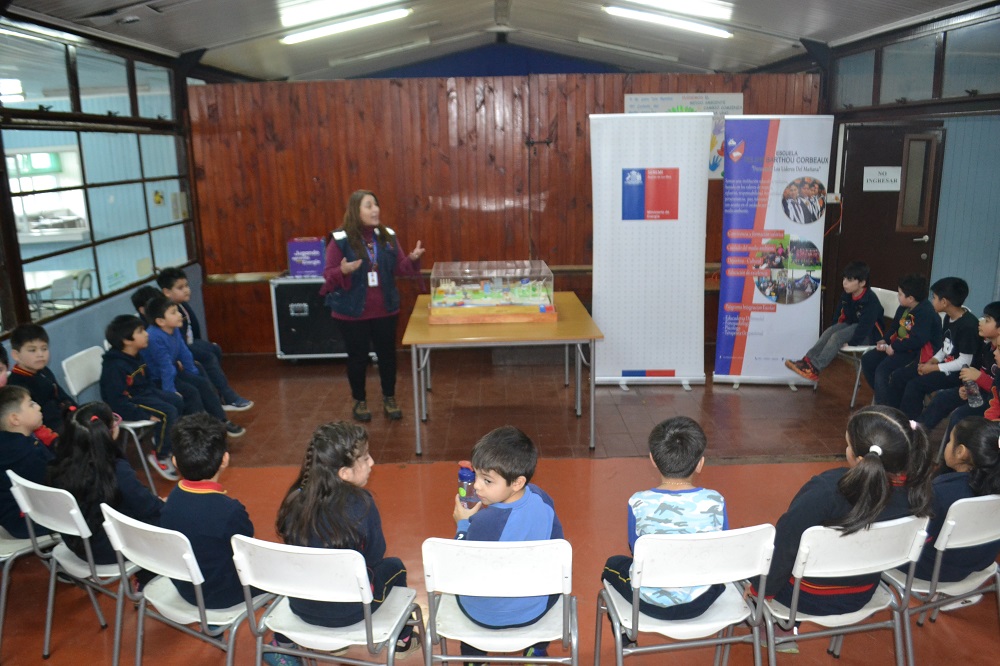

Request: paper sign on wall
left=863, top=166, right=902, bottom=191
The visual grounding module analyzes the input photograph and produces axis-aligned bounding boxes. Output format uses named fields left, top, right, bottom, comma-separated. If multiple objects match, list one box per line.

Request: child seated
left=157, top=267, right=253, bottom=412
left=601, top=416, right=728, bottom=624
left=452, top=426, right=563, bottom=663
left=5, top=324, right=76, bottom=446
left=140, top=296, right=244, bottom=438
left=101, top=315, right=184, bottom=481
left=0, top=386, right=53, bottom=538
left=130, top=285, right=161, bottom=325
left=861, top=274, right=942, bottom=405
left=160, top=413, right=255, bottom=609
left=786, top=261, right=882, bottom=381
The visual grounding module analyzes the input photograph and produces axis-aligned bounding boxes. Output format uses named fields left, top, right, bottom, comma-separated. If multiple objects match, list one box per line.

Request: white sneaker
left=146, top=452, right=179, bottom=481
left=941, top=594, right=982, bottom=612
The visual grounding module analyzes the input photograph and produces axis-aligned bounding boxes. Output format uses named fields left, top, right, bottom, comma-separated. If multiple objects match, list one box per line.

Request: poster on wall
left=713, top=115, right=835, bottom=385
left=624, top=93, right=744, bottom=179
left=591, top=113, right=713, bottom=386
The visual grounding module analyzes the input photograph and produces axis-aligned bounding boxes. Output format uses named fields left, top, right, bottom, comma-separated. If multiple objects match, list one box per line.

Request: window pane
left=139, top=134, right=181, bottom=178
left=135, top=62, right=173, bottom=120
left=145, top=179, right=188, bottom=227
left=152, top=223, right=191, bottom=268
left=13, top=189, right=90, bottom=259
left=833, top=51, right=874, bottom=109
left=76, top=48, right=131, bottom=116
left=3, top=129, right=83, bottom=191
left=943, top=19, right=1000, bottom=98
left=96, top=235, right=153, bottom=293
left=880, top=36, right=936, bottom=103
left=23, top=249, right=97, bottom=321
left=88, top=183, right=147, bottom=240
left=80, top=132, right=141, bottom=183
left=0, top=30, right=71, bottom=112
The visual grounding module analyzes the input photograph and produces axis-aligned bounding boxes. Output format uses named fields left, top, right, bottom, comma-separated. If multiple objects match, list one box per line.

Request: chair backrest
left=230, top=535, right=373, bottom=604
left=51, top=275, right=76, bottom=300
left=61, top=345, right=105, bottom=399
left=935, top=495, right=1000, bottom=551
left=101, top=503, right=203, bottom=584
left=422, top=538, right=572, bottom=597
left=793, top=516, right=929, bottom=579
left=632, top=524, right=775, bottom=589
left=5, top=470, right=92, bottom=538
left=871, top=287, right=899, bottom=322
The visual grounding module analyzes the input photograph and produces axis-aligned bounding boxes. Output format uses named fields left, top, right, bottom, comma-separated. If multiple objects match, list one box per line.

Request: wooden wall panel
left=189, top=73, right=819, bottom=353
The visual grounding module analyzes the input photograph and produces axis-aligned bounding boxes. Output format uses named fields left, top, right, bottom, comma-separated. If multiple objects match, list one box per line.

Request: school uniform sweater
left=832, top=288, right=884, bottom=346
left=883, top=299, right=942, bottom=362
left=0, top=431, right=53, bottom=538
left=100, top=348, right=166, bottom=422
left=7, top=365, right=76, bottom=435
left=141, top=326, right=199, bottom=394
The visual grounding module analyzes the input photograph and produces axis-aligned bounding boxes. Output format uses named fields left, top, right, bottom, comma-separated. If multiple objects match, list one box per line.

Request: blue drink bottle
left=458, top=461, right=479, bottom=508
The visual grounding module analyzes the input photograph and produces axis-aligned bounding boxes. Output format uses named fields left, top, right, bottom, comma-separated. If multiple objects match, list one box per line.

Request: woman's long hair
left=276, top=421, right=372, bottom=548
left=340, top=189, right=390, bottom=258
left=952, top=417, right=1000, bottom=496
left=829, top=405, right=934, bottom=534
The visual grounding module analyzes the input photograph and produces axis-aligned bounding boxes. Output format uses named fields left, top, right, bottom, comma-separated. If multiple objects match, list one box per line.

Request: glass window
left=880, top=35, right=936, bottom=103
left=96, top=234, right=153, bottom=294
left=88, top=183, right=147, bottom=240
left=12, top=189, right=90, bottom=260
left=0, top=29, right=71, bottom=112
left=152, top=224, right=191, bottom=267
left=135, top=62, right=173, bottom=120
left=22, top=248, right=97, bottom=322
left=3, top=130, right=82, bottom=192
left=76, top=48, right=131, bottom=116
left=139, top=134, right=181, bottom=178
left=833, top=50, right=875, bottom=110
left=145, top=179, right=188, bottom=227
left=80, top=132, right=142, bottom=183
left=943, top=19, right=1000, bottom=98
left=896, top=135, right=938, bottom=233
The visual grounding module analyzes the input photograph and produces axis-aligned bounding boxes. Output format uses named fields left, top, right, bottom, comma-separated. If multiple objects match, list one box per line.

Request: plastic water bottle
left=458, top=461, right=479, bottom=508
left=962, top=364, right=984, bottom=408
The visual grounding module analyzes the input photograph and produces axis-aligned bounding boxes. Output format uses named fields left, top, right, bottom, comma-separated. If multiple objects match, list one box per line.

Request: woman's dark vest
left=325, top=227, right=401, bottom=317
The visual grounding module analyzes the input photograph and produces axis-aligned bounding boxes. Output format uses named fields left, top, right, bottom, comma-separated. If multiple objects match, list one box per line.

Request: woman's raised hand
left=408, top=240, right=425, bottom=262
left=341, top=257, right=363, bottom=275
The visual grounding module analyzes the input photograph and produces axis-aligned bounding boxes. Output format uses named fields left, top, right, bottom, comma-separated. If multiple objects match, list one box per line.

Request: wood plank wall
left=189, top=73, right=819, bottom=353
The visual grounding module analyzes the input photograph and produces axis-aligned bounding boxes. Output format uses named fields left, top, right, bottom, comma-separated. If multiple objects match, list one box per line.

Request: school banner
left=713, top=115, right=834, bottom=384
left=591, top=113, right=712, bottom=386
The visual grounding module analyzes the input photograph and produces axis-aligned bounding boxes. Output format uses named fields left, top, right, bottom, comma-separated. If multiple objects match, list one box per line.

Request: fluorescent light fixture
left=280, top=0, right=401, bottom=28
left=626, top=0, right=733, bottom=21
left=603, top=6, right=733, bottom=39
left=577, top=36, right=678, bottom=62
left=281, top=8, right=411, bottom=45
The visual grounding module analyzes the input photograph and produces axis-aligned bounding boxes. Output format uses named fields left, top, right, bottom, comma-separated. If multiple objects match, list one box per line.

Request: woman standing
left=321, top=190, right=424, bottom=422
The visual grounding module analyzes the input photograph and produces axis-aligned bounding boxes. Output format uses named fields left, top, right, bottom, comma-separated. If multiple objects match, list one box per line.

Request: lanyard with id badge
left=365, top=240, right=379, bottom=287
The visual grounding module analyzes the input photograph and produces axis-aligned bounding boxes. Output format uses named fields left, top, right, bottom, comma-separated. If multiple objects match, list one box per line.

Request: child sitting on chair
left=0, top=385, right=53, bottom=538
left=6, top=324, right=76, bottom=446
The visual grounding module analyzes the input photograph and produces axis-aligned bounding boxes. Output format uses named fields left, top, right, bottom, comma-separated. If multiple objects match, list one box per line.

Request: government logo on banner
left=621, top=168, right=679, bottom=220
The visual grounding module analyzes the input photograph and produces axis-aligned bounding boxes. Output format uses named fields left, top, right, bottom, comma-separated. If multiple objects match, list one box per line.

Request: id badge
left=367, top=271, right=379, bottom=287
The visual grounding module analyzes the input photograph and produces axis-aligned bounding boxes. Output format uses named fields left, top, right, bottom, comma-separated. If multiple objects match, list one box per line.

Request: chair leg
left=851, top=360, right=863, bottom=408
left=84, top=582, right=108, bottom=628
left=225, top=621, right=240, bottom=666
left=892, top=609, right=906, bottom=666
left=113, top=583, right=126, bottom=666
left=0, top=554, right=19, bottom=656
left=902, top=607, right=917, bottom=666
left=593, top=591, right=606, bottom=666
left=43, top=561, right=58, bottom=658
left=764, top=616, right=777, bottom=666
left=125, top=427, right=156, bottom=490
left=135, top=599, right=147, bottom=666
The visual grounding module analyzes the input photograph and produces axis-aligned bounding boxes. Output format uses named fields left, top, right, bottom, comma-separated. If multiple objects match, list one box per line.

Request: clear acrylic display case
left=428, top=260, right=556, bottom=324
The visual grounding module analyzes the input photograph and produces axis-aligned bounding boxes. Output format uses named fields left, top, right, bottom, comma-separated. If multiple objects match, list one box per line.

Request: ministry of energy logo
left=621, top=168, right=679, bottom=220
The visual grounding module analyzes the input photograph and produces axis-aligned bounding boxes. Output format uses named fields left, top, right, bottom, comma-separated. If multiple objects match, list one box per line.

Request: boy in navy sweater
left=861, top=274, right=942, bottom=405
left=0, top=385, right=52, bottom=538
left=101, top=314, right=184, bottom=481
left=6, top=324, right=75, bottom=446
left=452, top=426, right=563, bottom=662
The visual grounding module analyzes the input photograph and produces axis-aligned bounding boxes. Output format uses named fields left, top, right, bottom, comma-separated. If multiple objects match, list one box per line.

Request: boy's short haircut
left=0, top=385, right=30, bottom=427
left=131, top=285, right=161, bottom=313
left=105, top=315, right=145, bottom=351
left=156, top=267, right=188, bottom=291
left=0, top=345, right=8, bottom=367
left=171, top=413, right=227, bottom=481
left=930, top=277, right=970, bottom=307
left=842, top=261, right=870, bottom=285
left=471, top=425, right=538, bottom=484
left=898, top=273, right=929, bottom=302
left=145, top=295, right=175, bottom=323
left=10, top=324, right=48, bottom=350
left=983, top=301, right=1000, bottom=324
left=648, top=416, right=708, bottom=478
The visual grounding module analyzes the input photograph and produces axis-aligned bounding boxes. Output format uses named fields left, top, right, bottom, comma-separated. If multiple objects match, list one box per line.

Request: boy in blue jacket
left=6, top=324, right=75, bottom=446
left=0, top=385, right=52, bottom=538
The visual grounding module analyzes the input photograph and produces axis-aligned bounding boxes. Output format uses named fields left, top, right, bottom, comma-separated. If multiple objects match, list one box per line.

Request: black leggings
left=336, top=315, right=398, bottom=401
left=602, top=555, right=726, bottom=620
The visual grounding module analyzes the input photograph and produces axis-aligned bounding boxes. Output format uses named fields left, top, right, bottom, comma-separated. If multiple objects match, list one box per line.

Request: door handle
left=912, top=235, right=930, bottom=243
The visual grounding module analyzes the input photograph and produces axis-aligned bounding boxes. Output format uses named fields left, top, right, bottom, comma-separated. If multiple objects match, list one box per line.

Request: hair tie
left=909, top=420, right=918, bottom=431
left=869, top=445, right=883, bottom=457
left=68, top=405, right=76, bottom=412
left=89, top=415, right=100, bottom=422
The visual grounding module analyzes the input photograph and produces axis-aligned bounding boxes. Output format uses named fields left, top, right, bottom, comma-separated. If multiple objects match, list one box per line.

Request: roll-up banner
left=713, top=116, right=835, bottom=385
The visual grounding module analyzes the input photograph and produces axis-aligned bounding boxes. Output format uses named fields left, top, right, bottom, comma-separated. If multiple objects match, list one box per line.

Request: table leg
left=420, top=349, right=430, bottom=422
left=564, top=345, right=569, bottom=387
left=575, top=343, right=582, bottom=417
left=589, top=339, right=596, bottom=450
left=411, top=346, right=422, bottom=455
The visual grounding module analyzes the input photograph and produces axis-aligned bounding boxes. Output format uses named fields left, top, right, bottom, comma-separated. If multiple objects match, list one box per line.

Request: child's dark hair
left=105, top=315, right=145, bottom=351
left=145, top=295, right=175, bottom=323
left=10, top=324, right=48, bottom=350
left=897, top=274, right=929, bottom=302
left=951, top=417, right=1000, bottom=496
left=0, top=385, right=30, bottom=427
left=171, top=413, right=227, bottom=481
left=47, top=402, right=121, bottom=547
left=156, top=267, right=188, bottom=291
left=983, top=301, right=1000, bottom=323
left=0, top=345, right=8, bottom=368
left=276, top=422, right=372, bottom=549
left=471, top=426, right=537, bottom=484
left=648, top=416, right=707, bottom=478
left=842, top=261, right=870, bottom=285
left=930, top=277, right=969, bottom=307
left=830, top=405, right=934, bottom=535
left=131, top=285, right=161, bottom=314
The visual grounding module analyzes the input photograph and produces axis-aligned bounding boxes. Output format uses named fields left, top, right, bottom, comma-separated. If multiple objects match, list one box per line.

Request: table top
left=402, top=291, right=604, bottom=347
left=23, top=270, right=79, bottom=292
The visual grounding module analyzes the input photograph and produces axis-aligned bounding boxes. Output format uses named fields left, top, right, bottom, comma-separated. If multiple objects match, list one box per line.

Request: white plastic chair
left=595, top=524, right=776, bottom=666
left=837, top=286, right=896, bottom=408
left=421, top=537, right=578, bottom=665
left=231, top=535, right=424, bottom=665
left=0, top=525, right=58, bottom=659
left=61, top=345, right=157, bottom=489
left=6, top=470, right=139, bottom=660
left=763, top=516, right=928, bottom=666
left=882, top=495, right=1000, bottom=666
left=101, top=503, right=270, bottom=666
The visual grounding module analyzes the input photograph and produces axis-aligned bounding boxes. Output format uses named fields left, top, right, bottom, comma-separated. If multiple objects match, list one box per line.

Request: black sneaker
left=383, top=396, right=402, bottom=420
left=352, top=400, right=372, bottom=422
left=225, top=421, right=246, bottom=438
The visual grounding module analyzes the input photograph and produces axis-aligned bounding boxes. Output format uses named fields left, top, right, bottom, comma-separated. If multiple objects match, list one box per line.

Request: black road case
left=270, top=277, right=346, bottom=359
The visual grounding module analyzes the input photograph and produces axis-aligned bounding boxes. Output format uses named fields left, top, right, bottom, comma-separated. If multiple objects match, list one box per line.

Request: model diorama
left=429, top=260, right=556, bottom=324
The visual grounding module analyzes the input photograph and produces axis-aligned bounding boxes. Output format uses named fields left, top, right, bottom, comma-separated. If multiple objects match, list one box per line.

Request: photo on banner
left=713, top=115, right=835, bottom=384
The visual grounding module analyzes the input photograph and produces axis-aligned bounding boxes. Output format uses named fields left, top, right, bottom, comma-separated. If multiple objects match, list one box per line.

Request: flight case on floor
left=270, top=276, right=347, bottom=359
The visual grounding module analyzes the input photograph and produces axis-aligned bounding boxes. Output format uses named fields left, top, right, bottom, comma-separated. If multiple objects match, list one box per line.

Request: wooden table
left=402, top=292, right=604, bottom=454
